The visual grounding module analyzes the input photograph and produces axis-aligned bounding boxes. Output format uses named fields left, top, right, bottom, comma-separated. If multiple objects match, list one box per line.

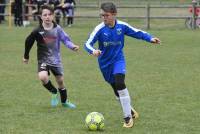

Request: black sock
left=71, top=18, right=73, bottom=24
left=59, top=88, right=67, bottom=103
left=70, top=17, right=73, bottom=24
left=43, top=80, right=57, bottom=94
left=110, top=83, right=119, bottom=97
left=67, top=18, right=70, bottom=25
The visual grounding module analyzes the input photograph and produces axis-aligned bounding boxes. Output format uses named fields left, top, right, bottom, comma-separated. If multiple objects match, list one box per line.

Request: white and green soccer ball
left=85, top=112, right=105, bottom=131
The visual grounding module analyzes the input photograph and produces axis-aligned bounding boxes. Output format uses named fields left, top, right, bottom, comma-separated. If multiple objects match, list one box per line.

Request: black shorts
left=38, top=63, right=64, bottom=76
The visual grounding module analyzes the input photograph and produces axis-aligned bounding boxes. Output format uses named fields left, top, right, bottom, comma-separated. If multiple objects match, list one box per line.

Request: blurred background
left=0, top=0, right=200, bottom=29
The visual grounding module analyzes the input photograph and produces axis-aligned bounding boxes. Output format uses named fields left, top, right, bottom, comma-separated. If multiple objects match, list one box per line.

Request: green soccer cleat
left=62, top=101, right=76, bottom=109
left=51, top=93, right=59, bottom=107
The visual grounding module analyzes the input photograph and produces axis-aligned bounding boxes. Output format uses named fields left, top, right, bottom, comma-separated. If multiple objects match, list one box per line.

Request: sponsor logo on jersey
left=117, top=28, right=122, bottom=35
left=103, top=41, right=122, bottom=47
left=39, top=31, right=45, bottom=35
left=103, top=33, right=108, bottom=36
left=43, top=36, right=57, bottom=44
left=40, top=63, right=47, bottom=69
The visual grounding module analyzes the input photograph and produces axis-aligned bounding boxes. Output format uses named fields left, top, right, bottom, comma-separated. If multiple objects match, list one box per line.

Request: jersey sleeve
left=58, top=27, right=75, bottom=50
left=24, top=30, right=37, bottom=59
left=84, top=26, right=100, bottom=54
left=124, top=23, right=153, bottom=42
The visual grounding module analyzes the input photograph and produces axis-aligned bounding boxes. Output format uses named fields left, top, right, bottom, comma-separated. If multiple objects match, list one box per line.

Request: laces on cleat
left=123, top=117, right=133, bottom=128
left=124, top=117, right=131, bottom=124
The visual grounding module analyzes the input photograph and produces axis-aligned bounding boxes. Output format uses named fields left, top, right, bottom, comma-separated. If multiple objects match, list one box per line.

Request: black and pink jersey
left=24, top=23, right=75, bottom=67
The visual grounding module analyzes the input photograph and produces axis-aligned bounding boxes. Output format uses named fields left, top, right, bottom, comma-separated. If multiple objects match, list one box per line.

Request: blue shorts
left=100, top=60, right=126, bottom=83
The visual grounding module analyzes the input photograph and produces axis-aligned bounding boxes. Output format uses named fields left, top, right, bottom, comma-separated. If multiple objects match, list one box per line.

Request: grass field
left=0, top=20, right=200, bottom=134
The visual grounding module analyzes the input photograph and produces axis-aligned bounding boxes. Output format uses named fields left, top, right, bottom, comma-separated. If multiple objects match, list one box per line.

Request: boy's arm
left=84, top=28, right=100, bottom=55
left=124, top=23, right=161, bottom=44
left=124, top=23, right=154, bottom=42
left=59, top=28, right=79, bottom=51
left=23, top=31, right=36, bottom=63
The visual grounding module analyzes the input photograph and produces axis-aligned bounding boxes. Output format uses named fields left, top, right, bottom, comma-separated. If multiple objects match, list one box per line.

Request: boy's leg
left=14, top=17, right=17, bottom=26
left=114, top=74, right=134, bottom=128
left=38, top=71, right=57, bottom=94
left=67, top=17, right=70, bottom=26
left=71, top=17, right=73, bottom=24
left=38, top=71, right=58, bottom=106
left=114, top=74, right=131, bottom=117
left=110, top=82, right=138, bottom=119
left=52, top=66, right=76, bottom=109
left=55, top=75, right=76, bottom=109
left=113, top=61, right=138, bottom=128
left=70, top=17, right=73, bottom=25
left=101, top=65, right=136, bottom=127
left=38, top=64, right=58, bottom=106
left=55, top=75, right=66, bottom=103
left=110, top=83, right=119, bottom=99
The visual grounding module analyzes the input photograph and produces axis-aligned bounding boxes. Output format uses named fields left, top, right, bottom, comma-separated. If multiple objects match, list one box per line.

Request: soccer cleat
left=131, top=108, right=139, bottom=119
left=51, top=93, right=59, bottom=107
left=123, top=117, right=133, bottom=128
left=62, top=101, right=76, bottom=109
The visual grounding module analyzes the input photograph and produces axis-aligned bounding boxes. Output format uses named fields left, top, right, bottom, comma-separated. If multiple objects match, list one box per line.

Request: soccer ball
left=85, top=112, right=105, bottom=131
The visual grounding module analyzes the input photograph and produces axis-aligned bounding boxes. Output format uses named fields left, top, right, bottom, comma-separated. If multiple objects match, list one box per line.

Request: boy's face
left=41, top=9, right=54, bottom=25
left=100, top=9, right=116, bottom=26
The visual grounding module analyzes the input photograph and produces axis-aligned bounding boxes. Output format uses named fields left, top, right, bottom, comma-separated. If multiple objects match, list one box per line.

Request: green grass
left=0, top=23, right=200, bottom=134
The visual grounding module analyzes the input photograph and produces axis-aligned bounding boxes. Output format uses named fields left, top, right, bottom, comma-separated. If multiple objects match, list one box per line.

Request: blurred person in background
left=32, top=0, right=46, bottom=21
left=0, top=0, right=6, bottom=23
left=63, top=0, right=76, bottom=27
left=13, top=0, right=23, bottom=26
left=48, top=0, right=63, bottom=25
left=23, top=0, right=31, bottom=27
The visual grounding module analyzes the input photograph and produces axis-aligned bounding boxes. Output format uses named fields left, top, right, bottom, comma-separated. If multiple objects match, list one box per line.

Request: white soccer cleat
left=123, top=117, right=133, bottom=128
left=131, top=108, right=139, bottom=119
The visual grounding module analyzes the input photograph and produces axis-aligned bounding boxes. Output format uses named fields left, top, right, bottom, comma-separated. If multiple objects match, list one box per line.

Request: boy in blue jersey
left=23, top=5, right=79, bottom=108
left=84, top=2, right=160, bottom=128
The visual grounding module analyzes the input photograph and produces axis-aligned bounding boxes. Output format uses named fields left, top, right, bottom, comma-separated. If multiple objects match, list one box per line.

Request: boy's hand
left=72, top=45, right=79, bottom=51
left=92, top=50, right=102, bottom=57
left=151, top=37, right=161, bottom=44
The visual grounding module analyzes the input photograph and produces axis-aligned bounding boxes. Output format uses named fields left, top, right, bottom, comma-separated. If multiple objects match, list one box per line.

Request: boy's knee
left=115, top=82, right=126, bottom=91
left=56, top=77, right=65, bottom=88
left=38, top=72, right=49, bottom=84
left=114, top=73, right=126, bottom=90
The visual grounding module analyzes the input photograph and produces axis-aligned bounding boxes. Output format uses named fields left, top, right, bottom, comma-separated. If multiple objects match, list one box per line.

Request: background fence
left=0, top=0, right=200, bottom=29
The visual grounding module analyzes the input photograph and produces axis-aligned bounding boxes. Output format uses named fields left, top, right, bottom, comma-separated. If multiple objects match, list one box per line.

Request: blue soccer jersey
left=84, top=20, right=153, bottom=69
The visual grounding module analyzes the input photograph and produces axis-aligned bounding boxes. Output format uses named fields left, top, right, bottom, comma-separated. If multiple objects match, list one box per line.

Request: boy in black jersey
left=23, top=5, right=79, bottom=108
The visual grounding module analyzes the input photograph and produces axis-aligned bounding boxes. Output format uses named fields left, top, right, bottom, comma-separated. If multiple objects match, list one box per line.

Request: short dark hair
left=100, top=2, right=117, bottom=13
left=40, top=5, right=54, bottom=14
